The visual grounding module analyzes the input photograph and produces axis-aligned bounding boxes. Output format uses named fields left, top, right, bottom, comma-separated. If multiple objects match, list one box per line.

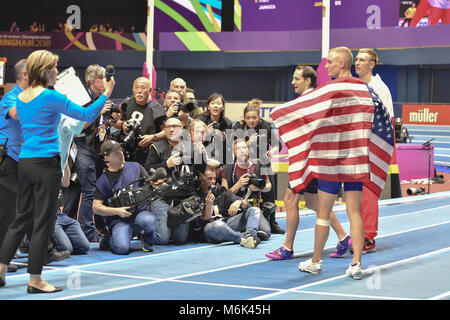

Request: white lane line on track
left=250, top=246, right=450, bottom=300
left=9, top=200, right=450, bottom=279
left=53, top=221, right=450, bottom=300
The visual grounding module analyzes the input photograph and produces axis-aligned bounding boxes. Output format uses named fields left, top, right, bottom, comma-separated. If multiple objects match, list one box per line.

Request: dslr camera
left=246, top=173, right=266, bottom=190
left=176, top=101, right=196, bottom=113
left=121, top=119, right=142, bottom=159
left=210, top=121, right=224, bottom=131
left=208, top=184, right=227, bottom=198
left=103, top=101, right=127, bottom=120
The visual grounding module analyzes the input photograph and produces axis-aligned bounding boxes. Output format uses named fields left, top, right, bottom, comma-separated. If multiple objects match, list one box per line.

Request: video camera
left=105, top=167, right=167, bottom=213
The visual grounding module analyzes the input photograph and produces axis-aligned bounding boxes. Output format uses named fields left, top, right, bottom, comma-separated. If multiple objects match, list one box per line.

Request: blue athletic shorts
left=288, top=178, right=318, bottom=194
left=317, top=180, right=363, bottom=195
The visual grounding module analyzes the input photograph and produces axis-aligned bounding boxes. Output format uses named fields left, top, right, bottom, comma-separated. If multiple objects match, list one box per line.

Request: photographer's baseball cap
left=100, top=140, right=121, bottom=156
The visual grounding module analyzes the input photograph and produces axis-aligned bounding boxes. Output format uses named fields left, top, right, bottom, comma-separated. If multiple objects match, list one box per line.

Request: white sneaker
left=345, top=262, right=363, bottom=280
left=298, top=258, right=322, bottom=275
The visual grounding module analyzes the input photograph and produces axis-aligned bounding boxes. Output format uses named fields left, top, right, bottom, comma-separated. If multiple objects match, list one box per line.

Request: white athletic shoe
left=298, top=258, right=322, bottom=275
left=345, top=262, right=363, bottom=280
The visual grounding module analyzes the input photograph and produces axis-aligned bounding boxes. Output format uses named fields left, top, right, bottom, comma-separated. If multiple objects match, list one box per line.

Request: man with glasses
left=144, top=118, right=190, bottom=245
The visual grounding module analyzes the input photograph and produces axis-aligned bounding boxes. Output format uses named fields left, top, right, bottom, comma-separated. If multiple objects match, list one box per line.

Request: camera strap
left=232, top=161, right=261, bottom=205
left=232, top=161, right=254, bottom=189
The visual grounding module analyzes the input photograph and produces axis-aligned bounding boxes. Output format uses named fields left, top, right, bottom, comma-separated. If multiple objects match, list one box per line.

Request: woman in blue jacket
left=0, top=50, right=115, bottom=294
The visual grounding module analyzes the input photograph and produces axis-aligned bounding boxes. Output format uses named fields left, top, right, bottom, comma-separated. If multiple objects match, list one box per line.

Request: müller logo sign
left=402, top=104, right=450, bottom=125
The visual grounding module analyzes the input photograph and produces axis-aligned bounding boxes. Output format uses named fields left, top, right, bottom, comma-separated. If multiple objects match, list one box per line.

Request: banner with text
left=0, top=32, right=147, bottom=51
left=242, top=0, right=399, bottom=31
left=402, top=104, right=450, bottom=125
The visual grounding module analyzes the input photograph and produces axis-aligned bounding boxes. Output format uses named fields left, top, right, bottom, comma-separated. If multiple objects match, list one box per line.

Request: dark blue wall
left=1, top=48, right=449, bottom=110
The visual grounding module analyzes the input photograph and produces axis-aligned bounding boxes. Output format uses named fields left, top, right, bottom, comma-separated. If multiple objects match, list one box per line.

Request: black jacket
left=233, top=119, right=282, bottom=166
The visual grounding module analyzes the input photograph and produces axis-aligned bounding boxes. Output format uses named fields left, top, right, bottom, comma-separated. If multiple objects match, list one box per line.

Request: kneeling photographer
left=199, top=166, right=271, bottom=248
left=221, top=139, right=280, bottom=233
left=93, top=140, right=159, bottom=255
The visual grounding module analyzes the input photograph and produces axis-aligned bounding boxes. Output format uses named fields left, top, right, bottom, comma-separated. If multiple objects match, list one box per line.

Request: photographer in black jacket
left=232, top=99, right=284, bottom=234
left=113, top=77, right=166, bottom=165
left=196, top=93, right=233, bottom=165
left=144, top=117, right=190, bottom=245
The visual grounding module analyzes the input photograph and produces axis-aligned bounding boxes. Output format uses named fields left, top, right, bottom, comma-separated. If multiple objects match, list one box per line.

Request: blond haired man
left=355, top=48, right=394, bottom=253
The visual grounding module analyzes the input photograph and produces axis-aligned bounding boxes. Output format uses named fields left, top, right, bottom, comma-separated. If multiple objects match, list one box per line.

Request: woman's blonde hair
left=26, top=50, right=59, bottom=87
left=243, top=98, right=262, bottom=117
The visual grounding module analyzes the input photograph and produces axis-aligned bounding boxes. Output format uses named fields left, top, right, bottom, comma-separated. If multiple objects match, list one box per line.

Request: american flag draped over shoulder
left=270, top=76, right=394, bottom=198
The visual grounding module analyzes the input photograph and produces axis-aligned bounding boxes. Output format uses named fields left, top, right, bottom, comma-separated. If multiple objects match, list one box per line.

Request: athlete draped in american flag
left=271, top=47, right=394, bottom=280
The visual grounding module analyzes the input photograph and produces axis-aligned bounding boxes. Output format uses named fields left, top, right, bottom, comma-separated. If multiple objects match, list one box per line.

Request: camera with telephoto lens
left=407, top=187, right=426, bottom=195
left=105, top=168, right=167, bottom=213
left=208, top=184, right=227, bottom=198
left=176, top=101, right=196, bottom=113
left=246, top=173, right=266, bottom=190
left=152, top=165, right=201, bottom=204
left=120, top=119, right=142, bottom=159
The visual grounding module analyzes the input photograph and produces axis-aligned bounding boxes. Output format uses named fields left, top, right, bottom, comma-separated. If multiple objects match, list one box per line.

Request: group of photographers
left=59, top=64, right=285, bottom=256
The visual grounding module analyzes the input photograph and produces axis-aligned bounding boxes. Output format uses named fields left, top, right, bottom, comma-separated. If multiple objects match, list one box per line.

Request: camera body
left=208, top=184, right=227, bottom=198
left=210, top=121, right=224, bottom=131
left=246, top=173, right=266, bottom=190
left=121, top=119, right=142, bottom=159
left=104, top=102, right=127, bottom=119
left=176, top=101, right=196, bottom=113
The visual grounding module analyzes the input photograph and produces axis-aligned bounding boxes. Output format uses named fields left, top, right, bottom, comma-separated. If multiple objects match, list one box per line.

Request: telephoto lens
left=406, top=187, right=426, bottom=195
